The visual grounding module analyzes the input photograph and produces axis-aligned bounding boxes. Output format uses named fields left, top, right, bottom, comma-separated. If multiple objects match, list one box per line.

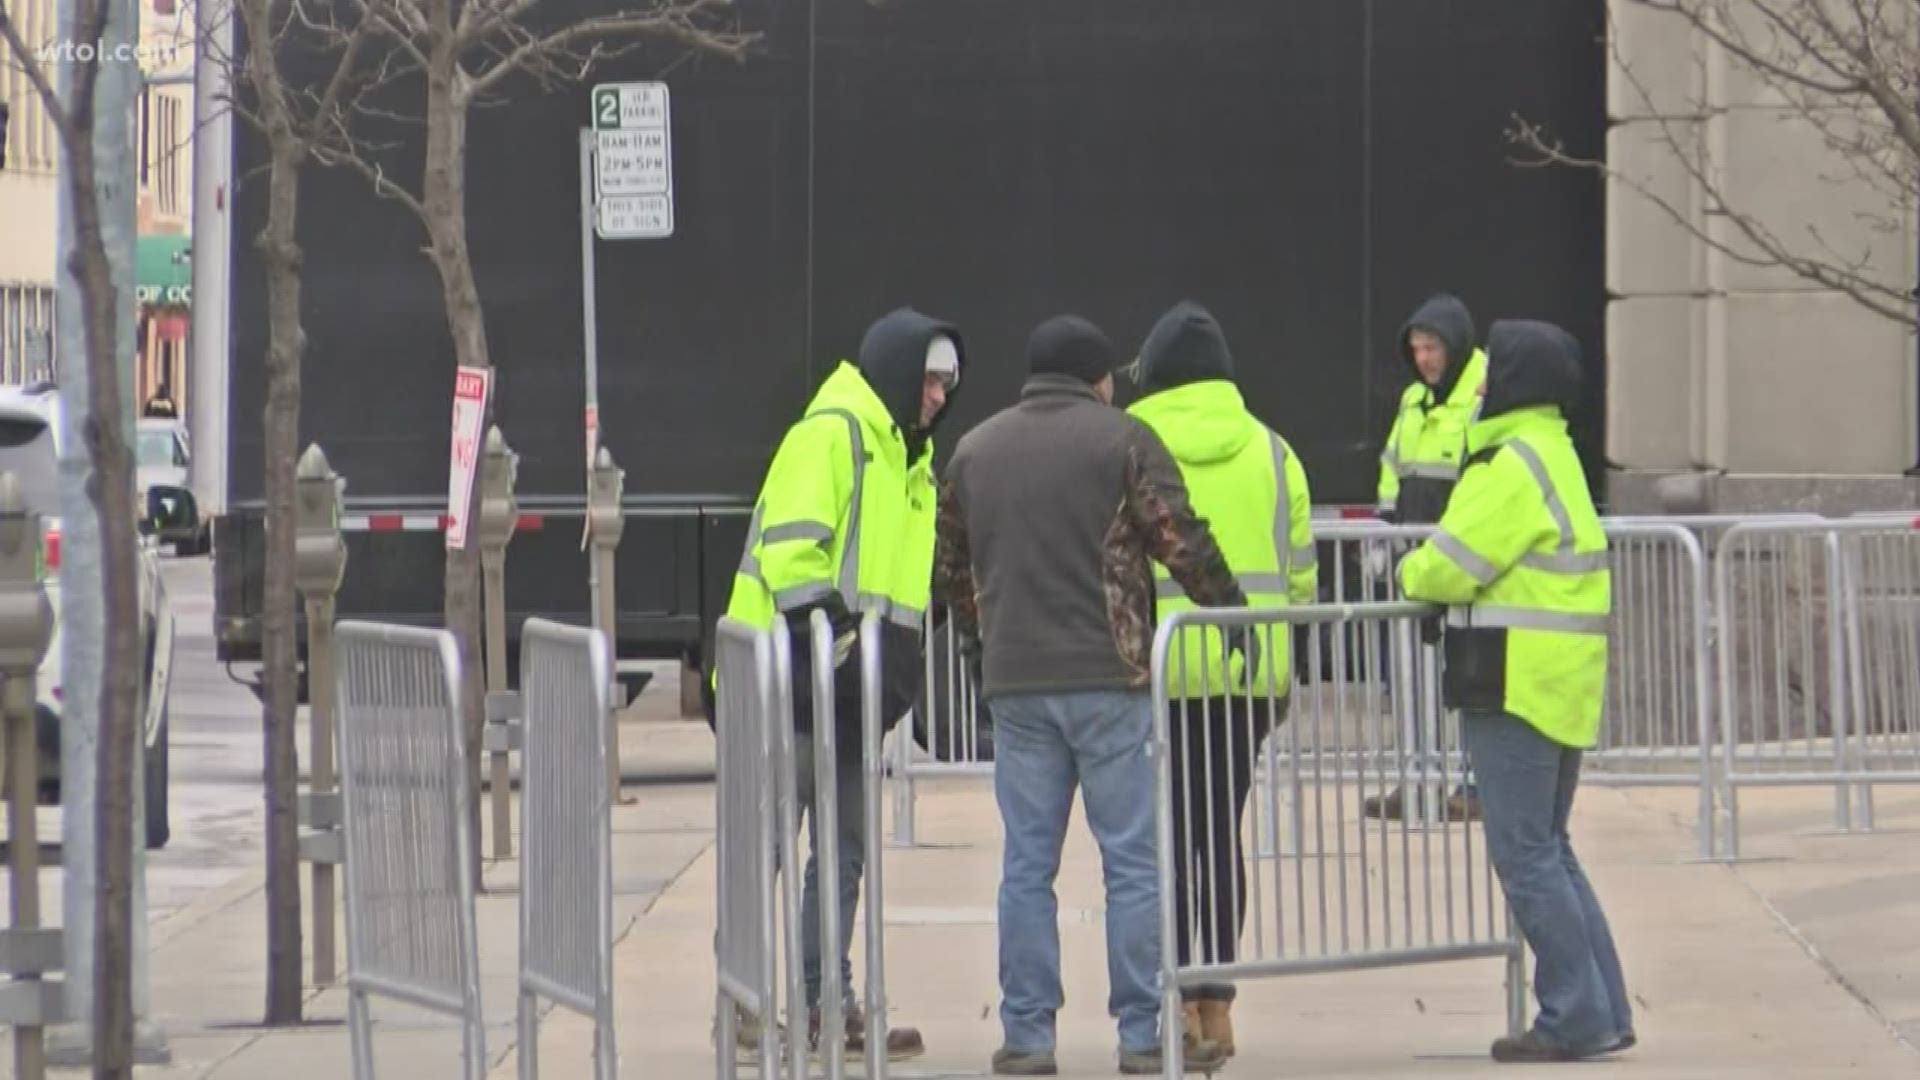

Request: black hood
left=855, top=307, right=964, bottom=436
left=1135, top=301, right=1234, bottom=394
left=1481, top=319, right=1583, bottom=421
left=1399, top=293, right=1477, bottom=402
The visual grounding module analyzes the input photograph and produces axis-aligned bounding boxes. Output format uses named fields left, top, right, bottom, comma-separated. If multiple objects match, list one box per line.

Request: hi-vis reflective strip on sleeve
left=1446, top=606, right=1607, bottom=635
left=762, top=520, right=834, bottom=546
left=1432, top=529, right=1499, bottom=585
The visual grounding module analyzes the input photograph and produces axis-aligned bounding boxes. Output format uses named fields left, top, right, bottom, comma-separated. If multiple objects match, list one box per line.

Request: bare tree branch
left=0, top=5, right=75, bottom=134
left=1512, top=0, right=1920, bottom=329
left=464, top=0, right=753, bottom=97
left=312, top=138, right=429, bottom=220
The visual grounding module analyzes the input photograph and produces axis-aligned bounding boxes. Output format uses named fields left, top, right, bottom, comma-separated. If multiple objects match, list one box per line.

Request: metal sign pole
left=579, top=128, right=601, bottom=563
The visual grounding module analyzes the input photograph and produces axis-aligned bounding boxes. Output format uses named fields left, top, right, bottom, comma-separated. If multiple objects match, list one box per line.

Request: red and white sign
left=446, top=365, right=493, bottom=551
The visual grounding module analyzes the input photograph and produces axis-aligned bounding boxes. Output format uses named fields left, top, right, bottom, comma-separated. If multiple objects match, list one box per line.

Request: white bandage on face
left=925, top=334, right=960, bottom=391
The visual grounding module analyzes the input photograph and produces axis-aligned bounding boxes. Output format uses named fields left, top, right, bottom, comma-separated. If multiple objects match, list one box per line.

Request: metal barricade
left=1591, top=523, right=1718, bottom=857
left=712, top=616, right=791, bottom=1078
left=1838, top=519, right=1920, bottom=799
left=713, top=611, right=896, bottom=1080
left=334, top=622, right=486, bottom=1080
left=1152, top=601, right=1524, bottom=1076
left=516, top=618, right=615, bottom=1079
left=889, top=611, right=991, bottom=847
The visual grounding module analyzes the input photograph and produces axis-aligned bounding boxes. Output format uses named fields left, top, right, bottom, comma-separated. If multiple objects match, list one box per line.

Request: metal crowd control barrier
left=1714, top=518, right=1920, bottom=858
left=335, top=622, right=486, bottom=1080
left=714, top=612, right=894, bottom=1080
left=1151, top=601, right=1524, bottom=1076
left=516, top=619, right=616, bottom=1079
left=889, top=611, right=990, bottom=847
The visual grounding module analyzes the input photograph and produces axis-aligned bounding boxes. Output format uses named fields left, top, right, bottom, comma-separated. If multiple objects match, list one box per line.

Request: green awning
left=136, top=235, right=191, bottom=308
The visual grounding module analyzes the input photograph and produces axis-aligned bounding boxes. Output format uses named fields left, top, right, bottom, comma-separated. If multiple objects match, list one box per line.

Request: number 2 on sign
left=595, top=89, right=618, bottom=128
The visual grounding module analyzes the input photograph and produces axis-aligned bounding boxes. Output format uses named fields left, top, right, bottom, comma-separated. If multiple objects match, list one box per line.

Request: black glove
left=787, top=595, right=859, bottom=669
left=1419, top=612, right=1444, bottom=646
left=1224, top=625, right=1263, bottom=676
left=959, top=633, right=985, bottom=691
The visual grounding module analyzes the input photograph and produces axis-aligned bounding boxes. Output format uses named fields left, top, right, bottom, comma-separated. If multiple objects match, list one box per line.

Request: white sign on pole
left=446, top=365, right=492, bottom=550
left=589, top=81, right=673, bottom=239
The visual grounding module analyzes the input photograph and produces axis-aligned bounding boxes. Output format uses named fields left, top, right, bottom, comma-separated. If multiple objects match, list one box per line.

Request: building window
left=139, top=91, right=151, bottom=186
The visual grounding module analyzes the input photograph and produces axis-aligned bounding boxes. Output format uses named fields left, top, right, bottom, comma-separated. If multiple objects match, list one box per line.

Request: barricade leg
left=890, top=721, right=916, bottom=848
left=808, top=609, right=849, bottom=1080
left=860, top=614, right=892, bottom=1080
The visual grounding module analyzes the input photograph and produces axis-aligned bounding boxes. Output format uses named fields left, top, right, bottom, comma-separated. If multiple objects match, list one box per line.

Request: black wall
left=230, top=0, right=1606, bottom=506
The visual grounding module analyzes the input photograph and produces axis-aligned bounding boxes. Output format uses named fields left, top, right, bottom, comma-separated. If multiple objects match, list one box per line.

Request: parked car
left=138, top=418, right=209, bottom=557
left=0, top=383, right=176, bottom=849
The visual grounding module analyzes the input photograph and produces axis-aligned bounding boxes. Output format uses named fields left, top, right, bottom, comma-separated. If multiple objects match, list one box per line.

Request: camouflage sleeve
left=934, top=473, right=981, bottom=645
left=1122, top=423, right=1247, bottom=609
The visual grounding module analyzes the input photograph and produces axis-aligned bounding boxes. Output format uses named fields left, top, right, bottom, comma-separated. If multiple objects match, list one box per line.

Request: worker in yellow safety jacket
left=707, top=307, right=963, bottom=1063
left=1124, top=301, right=1317, bottom=1060
left=1398, top=319, right=1634, bottom=1064
left=1367, top=292, right=1489, bottom=823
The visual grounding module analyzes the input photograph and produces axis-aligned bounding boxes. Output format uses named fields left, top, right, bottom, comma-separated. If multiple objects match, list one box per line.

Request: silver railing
left=516, top=618, right=616, bottom=1079
left=1150, top=600, right=1524, bottom=1076
left=334, top=621, right=486, bottom=1080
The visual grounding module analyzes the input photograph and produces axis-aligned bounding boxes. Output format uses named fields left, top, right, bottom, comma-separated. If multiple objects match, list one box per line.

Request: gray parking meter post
left=0, top=475, right=58, bottom=1078
left=587, top=447, right=626, bottom=802
left=477, top=427, right=520, bottom=860
left=293, top=445, right=348, bottom=987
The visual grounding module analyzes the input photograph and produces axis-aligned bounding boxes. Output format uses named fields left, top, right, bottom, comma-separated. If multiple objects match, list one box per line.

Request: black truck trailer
left=213, top=0, right=1608, bottom=709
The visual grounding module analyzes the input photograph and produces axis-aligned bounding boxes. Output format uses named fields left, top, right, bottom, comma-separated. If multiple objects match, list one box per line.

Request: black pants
left=1167, top=694, right=1282, bottom=1001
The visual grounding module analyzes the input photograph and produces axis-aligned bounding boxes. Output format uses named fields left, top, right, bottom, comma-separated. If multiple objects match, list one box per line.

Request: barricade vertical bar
left=1151, top=615, right=1182, bottom=1080
left=860, top=612, right=890, bottom=1080
left=772, top=619, right=807, bottom=1078
left=810, top=609, right=847, bottom=1080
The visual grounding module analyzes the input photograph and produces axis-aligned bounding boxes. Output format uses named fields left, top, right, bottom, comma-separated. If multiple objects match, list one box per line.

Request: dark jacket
left=935, top=375, right=1246, bottom=699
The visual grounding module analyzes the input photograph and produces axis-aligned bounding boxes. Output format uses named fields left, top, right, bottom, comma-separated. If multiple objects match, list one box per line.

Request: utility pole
left=187, top=0, right=230, bottom=514
left=47, top=0, right=169, bottom=1063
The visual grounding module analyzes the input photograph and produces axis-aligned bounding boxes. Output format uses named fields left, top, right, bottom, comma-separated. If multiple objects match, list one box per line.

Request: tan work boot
left=1182, top=1001, right=1206, bottom=1053
left=1197, top=1000, right=1235, bottom=1058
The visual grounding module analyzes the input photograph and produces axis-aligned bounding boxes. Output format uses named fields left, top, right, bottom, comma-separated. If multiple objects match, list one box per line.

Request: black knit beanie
left=1026, top=315, right=1115, bottom=386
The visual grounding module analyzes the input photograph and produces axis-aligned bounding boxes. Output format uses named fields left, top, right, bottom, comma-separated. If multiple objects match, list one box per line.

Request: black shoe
left=1606, top=1031, right=1637, bottom=1053
left=1491, top=1030, right=1587, bottom=1063
left=991, top=1047, right=1058, bottom=1075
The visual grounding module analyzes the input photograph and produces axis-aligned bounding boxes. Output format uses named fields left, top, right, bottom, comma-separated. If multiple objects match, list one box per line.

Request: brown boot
left=1196, top=1000, right=1235, bottom=1058
left=1181, top=1001, right=1206, bottom=1054
left=1363, top=787, right=1408, bottom=821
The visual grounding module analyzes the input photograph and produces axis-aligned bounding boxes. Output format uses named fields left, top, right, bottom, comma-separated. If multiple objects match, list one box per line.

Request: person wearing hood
left=935, top=315, right=1245, bottom=1076
left=1367, top=292, right=1489, bottom=823
left=711, top=306, right=963, bottom=1062
left=1399, top=320, right=1633, bottom=1063
left=1123, top=301, right=1316, bottom=1059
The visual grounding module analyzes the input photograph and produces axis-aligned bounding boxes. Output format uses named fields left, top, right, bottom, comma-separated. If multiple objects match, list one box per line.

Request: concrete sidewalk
left=12, top=722, right=1919, bottom=1078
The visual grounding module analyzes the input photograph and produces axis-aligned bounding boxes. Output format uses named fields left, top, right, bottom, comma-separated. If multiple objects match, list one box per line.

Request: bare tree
left=312, top=0, right=754, bottom=881
left=1510, top=0, right=1919, bottom=328
left=0, top=0, right=145, bottom=1069
left=193, top=0, right=395, bottom=1023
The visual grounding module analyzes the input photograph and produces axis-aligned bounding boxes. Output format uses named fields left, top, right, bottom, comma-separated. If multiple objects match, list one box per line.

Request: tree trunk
left=423, top=52, right=489, bottom=888
left=257, top=132, right=307, bottom=1026
left=64, top=98, right=140, bottom=1080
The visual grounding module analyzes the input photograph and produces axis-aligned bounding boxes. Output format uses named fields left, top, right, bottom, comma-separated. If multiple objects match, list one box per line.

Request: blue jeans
left=991, top=690, right=1161, bottom=1055
left=794, top=733, right=864, bottom=1011
left=1462, top=710, right=1632, bottom=1052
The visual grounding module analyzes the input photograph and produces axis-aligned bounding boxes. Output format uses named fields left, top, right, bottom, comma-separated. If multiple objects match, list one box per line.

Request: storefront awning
left=136, top=235, right=191, bottom=309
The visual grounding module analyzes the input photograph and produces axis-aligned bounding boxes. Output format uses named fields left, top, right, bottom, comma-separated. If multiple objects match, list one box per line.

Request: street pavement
left=0, top=561, right=1915, bottom=1076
